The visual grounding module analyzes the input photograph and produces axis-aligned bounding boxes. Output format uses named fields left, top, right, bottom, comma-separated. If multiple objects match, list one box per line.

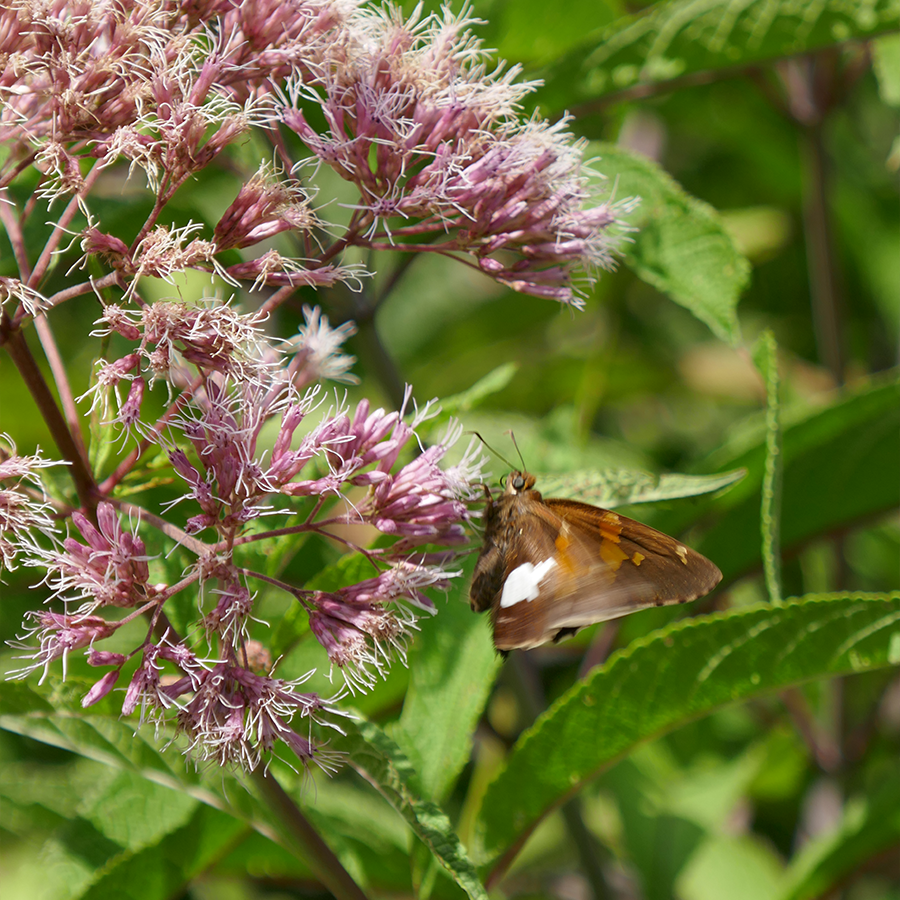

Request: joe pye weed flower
left=1, top=0, right=633, bottom=779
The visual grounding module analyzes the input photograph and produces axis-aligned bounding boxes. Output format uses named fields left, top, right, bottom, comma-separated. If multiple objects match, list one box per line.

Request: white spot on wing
left=500, top=558, right=557, bottom=608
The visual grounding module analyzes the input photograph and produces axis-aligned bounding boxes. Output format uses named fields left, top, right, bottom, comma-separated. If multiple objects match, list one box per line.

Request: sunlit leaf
left=335, top=717, right=489, bottom=900
left=476, top=593, right=900, bottom=874
left=589, top=142, right=748, bottom=344
left=535, top=467, right=745, bottom=507
left=396, top=574, right=500, bottom=802
left=536, top=0, right=900, bottom=108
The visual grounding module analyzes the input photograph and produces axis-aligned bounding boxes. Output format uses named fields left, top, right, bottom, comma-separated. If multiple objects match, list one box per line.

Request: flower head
left=0, top=436, right=62, bottom=572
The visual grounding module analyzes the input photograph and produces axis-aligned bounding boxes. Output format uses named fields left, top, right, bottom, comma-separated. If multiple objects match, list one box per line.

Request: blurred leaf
left=590, top=142, right=748, bottom=344
left=78, top=767, right=198, bottom=851
left=0, top=687, right=257, bottom=900
left=776, top=767, right=900, bottom=900
left=719, top=207, right=793, bottom=263
left=334, top=716, right=489, bottom=900
left=476, top=592, right=900, bottom=869
left=597, top=741, right=774, bottom=900
left=747, top=727, right=809, bottom=801
left=396, top=575, right=501, bottom=801
left=0, top=683, right=419, bottom=893
left=535, top=466, right=745, bottom=506
left=76, top=804, right=248, bottom=900
left=0, top=683, right=258, bottom=822
left=677, top=833, right=784, bottom=900
left=872, top=33, right=900, bottom=107
left=272, top=778, right=420, bottom=893
left=301, top=780, right=411, bottom=876
left=437, top=362, right=519, bottom=419
left=602, top=752, right=707, bottom=900
left=536, top=0, right=900, bottom=108
left=488, top=0, right=622, bottom=65
left=693, top=373, right=900, bottom=582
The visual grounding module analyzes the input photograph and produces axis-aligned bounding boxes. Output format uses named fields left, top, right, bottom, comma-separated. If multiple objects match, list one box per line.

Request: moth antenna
left=506, top=430, right=527, bottom=471
left=465, top=431, right=518, bottom=471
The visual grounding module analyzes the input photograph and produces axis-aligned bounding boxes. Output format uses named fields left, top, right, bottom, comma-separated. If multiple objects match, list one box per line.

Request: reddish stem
left=1, top=327, right=98, bottom=511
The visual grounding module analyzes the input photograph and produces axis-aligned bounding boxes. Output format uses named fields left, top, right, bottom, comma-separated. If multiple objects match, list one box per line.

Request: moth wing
left=546, top=499, right=722, bottom=602
left=490, top=499, right=721, bottom=651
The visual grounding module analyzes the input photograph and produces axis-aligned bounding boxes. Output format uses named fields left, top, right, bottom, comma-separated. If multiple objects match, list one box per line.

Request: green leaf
left=677, top=833, right=784, bottom=900
left=753, top=330, right=783, bottom=602
left=476, top=592, right=900, bottom=871
left=537, top=0, right=900, bottom=108
left=0, top=683, right=396, bottom=894
left=436, top=362, right=519, bottom=419
left=301, top=769, right=418, bottom=895
left=77, top=768, right=199, bottom=851
left=303, top=779, right=411, bottom=862
left=489, top=0, right=622, bottom=66
left=692, top=373, right=900, bottom=582
left=396, top=576, right=501, bottom=801
left=776, top=766, right=900, bottom=900
left=871, top=32, right=900, bottom=107
left=334, top=716, right=489, bottom=900
left=0, top=757, right=217, bottom=900
left=589, top=142, right=748, bottom=344
left=0, top=686, right=262, bottom=900
left=77, top=804, right=248, bottom=900
left=534, top=467, right=745, bottom=507
left=0, top=683, right=257, bottom=820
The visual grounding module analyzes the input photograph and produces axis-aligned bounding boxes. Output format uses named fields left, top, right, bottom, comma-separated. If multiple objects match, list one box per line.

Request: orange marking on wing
left=632, top=551, right=645, bottom=567
left=600, top=538, right=629, bottom=571
left=554, top=531, right=578, bottom=574
left=599, top=512, right=623, bottom=545
left=599, top=528, right=618, bottom=544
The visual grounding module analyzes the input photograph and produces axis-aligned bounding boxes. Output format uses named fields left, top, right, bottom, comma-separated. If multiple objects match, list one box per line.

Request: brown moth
left=470, top=470, right=722, bottom=651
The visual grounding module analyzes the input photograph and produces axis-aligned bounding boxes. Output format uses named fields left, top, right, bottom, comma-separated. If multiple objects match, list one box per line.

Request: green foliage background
left=1, top=1, right=898, bottom=899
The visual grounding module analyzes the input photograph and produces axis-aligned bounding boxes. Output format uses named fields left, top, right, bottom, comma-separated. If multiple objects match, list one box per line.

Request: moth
left=470, top=470, right=722, bottom=651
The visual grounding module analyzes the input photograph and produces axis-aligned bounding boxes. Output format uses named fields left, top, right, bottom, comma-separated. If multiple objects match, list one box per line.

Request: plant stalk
left=250, top=767, right=369, bottom=900
left=2, top=326, right=97, bottom=511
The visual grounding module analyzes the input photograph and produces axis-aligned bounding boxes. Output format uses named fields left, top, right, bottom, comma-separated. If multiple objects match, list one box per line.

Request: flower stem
left=2, top=327, right=97, bottom=510
left=33, top=314, right=89, bottom=466
left=799, top=119, right=844, bottom=384
left=250, top=767, right=369, bottom=900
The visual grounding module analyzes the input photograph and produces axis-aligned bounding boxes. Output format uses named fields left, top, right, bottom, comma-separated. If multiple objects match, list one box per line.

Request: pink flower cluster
left=1, top=0, right=631, bottom=306
left=6, top=299, right=485, bottom=769
left=0, top=436, right=59, bottom=570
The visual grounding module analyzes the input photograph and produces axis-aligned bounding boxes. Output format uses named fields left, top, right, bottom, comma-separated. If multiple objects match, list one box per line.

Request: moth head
left=505, top=470, right=537, bottom=495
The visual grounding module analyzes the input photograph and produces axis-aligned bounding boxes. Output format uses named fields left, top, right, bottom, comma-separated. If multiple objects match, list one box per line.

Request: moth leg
left=552, top=626, right=582, bottom=643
